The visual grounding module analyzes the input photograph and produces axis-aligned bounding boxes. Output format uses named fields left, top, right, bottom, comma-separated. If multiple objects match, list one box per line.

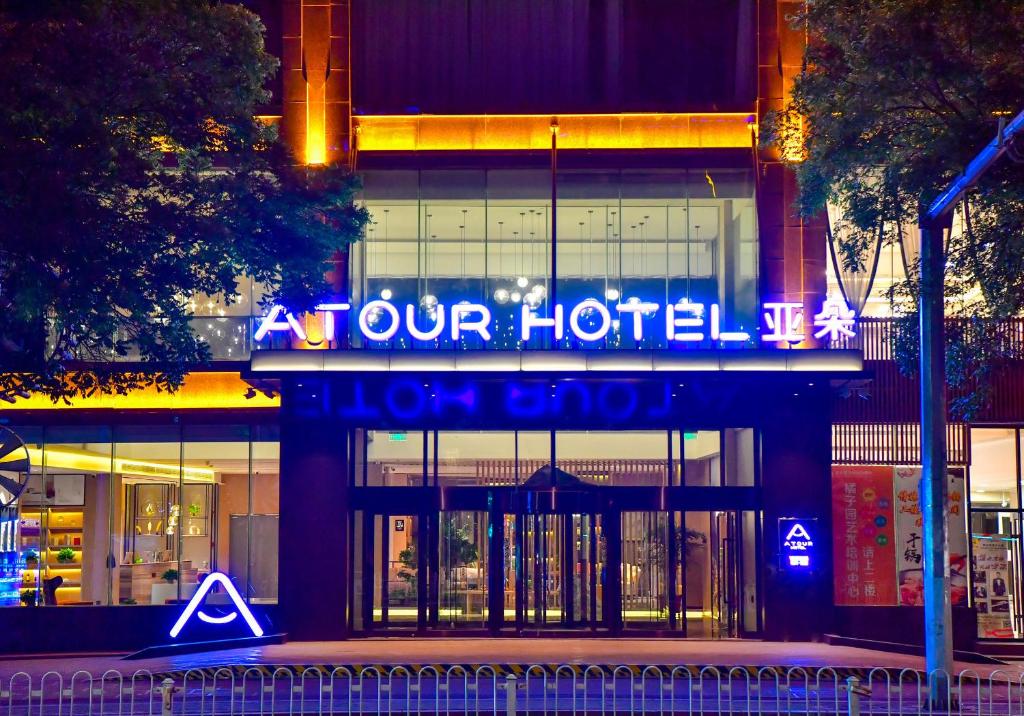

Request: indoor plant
left=161, top=569, right=179, bottom=584
left=56, top=547, right=75, bottom=564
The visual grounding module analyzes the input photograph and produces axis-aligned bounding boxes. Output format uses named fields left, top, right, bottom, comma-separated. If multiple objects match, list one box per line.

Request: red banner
left=832, top=466, right=898, bottom=606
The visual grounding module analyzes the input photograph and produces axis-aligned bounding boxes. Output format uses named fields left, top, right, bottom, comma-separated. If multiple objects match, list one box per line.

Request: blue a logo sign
left=779, top=518, right=816, bottom=571
left=169, top=572, right=264, bottom=638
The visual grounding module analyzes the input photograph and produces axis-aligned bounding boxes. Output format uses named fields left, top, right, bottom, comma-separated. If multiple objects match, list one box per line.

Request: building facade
left=0, top=0, right=1018, bottom=654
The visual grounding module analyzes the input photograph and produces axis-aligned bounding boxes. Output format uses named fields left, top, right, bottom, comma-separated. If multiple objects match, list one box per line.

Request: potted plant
left=24, top=550, right=38, bottom=568
left=56, top=547, right=76, bottom=564
left=20, top=589, right=37, bottom=607
left=187, top=502, right=202, bottom=518
left=161, top=568, right=179, bottom=584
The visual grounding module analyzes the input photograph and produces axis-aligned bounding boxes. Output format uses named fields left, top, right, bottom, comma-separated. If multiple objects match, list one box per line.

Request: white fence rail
left=1, top=665, right=1022, bottom=715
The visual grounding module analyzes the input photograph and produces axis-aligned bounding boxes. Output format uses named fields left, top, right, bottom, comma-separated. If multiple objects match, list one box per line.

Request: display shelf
left=17, top=506, right=85, bottom=605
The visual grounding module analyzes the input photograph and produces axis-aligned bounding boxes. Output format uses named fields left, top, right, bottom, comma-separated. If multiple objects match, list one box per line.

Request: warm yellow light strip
left=26, top=447, right=215, bottom=482
left=0, top=372, right=278, bottom=411
left=355, top=113, right=756, bottom=152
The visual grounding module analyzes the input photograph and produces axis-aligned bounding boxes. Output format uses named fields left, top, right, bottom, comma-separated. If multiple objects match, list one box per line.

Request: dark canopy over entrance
left=259, top=351, right=856, bottom=641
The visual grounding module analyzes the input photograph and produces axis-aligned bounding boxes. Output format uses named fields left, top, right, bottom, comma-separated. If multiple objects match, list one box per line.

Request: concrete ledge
left=123, top=633, right=286, bottom=661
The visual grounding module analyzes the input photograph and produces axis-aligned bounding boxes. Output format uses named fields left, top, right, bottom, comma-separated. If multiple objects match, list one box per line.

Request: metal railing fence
left=2, top=665, right=1022, bottom=716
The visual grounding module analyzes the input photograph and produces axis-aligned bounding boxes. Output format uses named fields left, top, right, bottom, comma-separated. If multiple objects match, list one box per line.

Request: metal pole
left=918, top=216, right=953, bottom=695
left=505, top=674, right=518, bottom=716
left=916, top=107, right=1024, bottom=696
left=550, top=118, right=559, bottom=338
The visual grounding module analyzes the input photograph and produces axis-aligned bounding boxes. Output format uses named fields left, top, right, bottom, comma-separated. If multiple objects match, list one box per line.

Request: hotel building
left=1, top=1, right=1022, bottom=656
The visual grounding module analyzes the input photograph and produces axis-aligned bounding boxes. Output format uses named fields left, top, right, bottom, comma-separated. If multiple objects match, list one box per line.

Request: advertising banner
left=893, top=467, right=969, bottom=607
left=831, top=466, right=898, bottom=606
left=973, top=536, right=1017, bottom=639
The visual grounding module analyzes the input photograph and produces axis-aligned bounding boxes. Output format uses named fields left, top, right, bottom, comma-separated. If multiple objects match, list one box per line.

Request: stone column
left=278, top=381, right=350, bottom=639
left=760, top=387, right=833, bottom=640
left=756, top=0, right=827, bottom=346
left=281, top=0, right=352, bottom=165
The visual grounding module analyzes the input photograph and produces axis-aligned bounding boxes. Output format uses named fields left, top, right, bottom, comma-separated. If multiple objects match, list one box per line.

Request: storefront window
left=968, top=427, right=1024, bottom=639
left=971, top=511, right=1022, bottom=639
left=5, top=423, right=279, bottom=607
left=22, top=426, right=111, bottom=608
left=970, top=428, right=1019, bottom=508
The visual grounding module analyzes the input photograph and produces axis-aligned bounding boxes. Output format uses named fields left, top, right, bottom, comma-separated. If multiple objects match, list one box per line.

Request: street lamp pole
left=919, top=109, right=1024, bottom=699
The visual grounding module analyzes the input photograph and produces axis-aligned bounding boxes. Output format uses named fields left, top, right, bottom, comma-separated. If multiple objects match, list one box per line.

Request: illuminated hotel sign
left=255, top=296, right=857, bottom=345
left=779, top=518, right=817, bottom=572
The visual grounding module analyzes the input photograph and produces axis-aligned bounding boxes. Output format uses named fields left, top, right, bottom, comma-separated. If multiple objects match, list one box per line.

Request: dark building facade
left=0, top=1, right=1016, bottom=655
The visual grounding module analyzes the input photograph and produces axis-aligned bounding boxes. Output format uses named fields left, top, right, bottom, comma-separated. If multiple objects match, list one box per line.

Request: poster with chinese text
left=831, top=466, right=898, bottom=606
left=973, top=536, right=1016, bottom=639
left=894, top=468, right=968, bottom=607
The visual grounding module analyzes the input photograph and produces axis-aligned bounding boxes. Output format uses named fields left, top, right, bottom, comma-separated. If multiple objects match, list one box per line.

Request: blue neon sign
left=255, top=296, right=857, bottom=347
left=779, top=518, right=817, bottom=572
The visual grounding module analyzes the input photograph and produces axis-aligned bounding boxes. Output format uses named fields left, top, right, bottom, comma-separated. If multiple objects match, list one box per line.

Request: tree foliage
left=0, top=0, right=369, bottom=402
left=763, top=0, right=1024, bottom=418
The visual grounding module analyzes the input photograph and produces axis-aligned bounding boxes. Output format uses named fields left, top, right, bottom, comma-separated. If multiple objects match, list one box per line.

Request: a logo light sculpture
left=169, top=572, right=264, bottom=638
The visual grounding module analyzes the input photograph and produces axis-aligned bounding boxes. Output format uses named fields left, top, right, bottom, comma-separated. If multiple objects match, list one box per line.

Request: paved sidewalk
left=3, top=639, right=1022, bottom=680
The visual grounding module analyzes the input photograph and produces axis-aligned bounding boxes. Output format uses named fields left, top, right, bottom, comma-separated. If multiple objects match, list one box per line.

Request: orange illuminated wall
left=0, top=372, right=278, bottom=411
left=354, top=113, right=756, bottom=152
left=756, top=0, right=825, bottom=347
left=281, top=1, right=351, bottom=165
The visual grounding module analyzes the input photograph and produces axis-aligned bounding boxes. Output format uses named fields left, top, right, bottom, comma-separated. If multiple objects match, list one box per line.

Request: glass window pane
left=438, top=511, right=487, bottom=627
left=380, top=513, right=419, bottom=623
left=112, top=425, right=180, bottom=605
left=19, top=426, right=112, bottom=607
left=554, top=431, right=668, bottom=486
left=684, top=431, right=721, bottom=486
left=724, top=428, right=756, bottom=486
left=621, top=511, right=669, bottom=625
left=970, top=428, right=1018, bottom=508
left=971, top=511, right=1021, bottom=639
left=366, top=430, right=425, bottom=486
left=181, top=425, right=252, bottom=604
left=247, top=438, right=279, bottom=604
left=684, top=511, right=712, bottom=635
left=437, top=432, right=516, bottom=486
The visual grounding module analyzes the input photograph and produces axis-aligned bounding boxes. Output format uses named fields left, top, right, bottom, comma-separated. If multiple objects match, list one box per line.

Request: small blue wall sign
left=779, top=518, right=817, bottom=573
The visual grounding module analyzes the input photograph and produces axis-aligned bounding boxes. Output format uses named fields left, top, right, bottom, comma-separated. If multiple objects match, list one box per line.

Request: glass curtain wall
left=354, top=168, right=757, bottom=350
left=7, top=424, right=279, bottom=608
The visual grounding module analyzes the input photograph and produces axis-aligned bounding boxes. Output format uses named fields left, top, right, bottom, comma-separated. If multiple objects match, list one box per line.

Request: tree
left=764, top=0, right=1024, bottom=418
left=0, top=0, right=369, bottom=402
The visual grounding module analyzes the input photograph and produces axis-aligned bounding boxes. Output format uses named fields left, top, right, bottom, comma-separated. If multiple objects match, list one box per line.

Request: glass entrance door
left=437, top=511, right=488, bottom=627
left=356, top=505, right=759, bottom=637
left=512, top=513, right=605, bottom=629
